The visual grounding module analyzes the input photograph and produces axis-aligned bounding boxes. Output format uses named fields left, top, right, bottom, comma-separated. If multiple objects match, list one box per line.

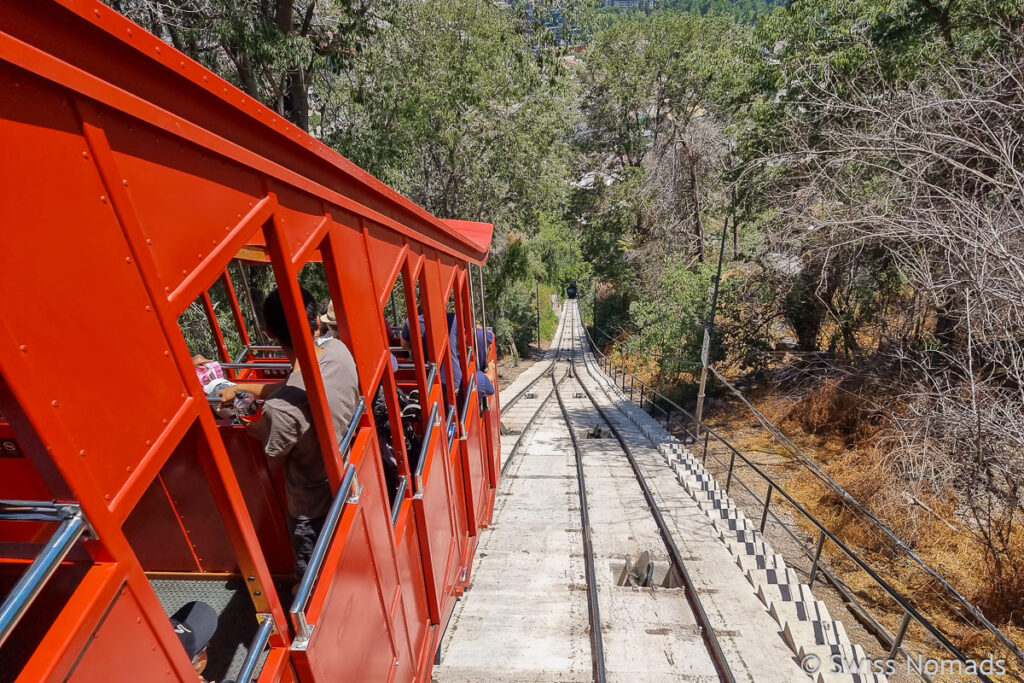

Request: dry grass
left=709, top=380, right=1024, bottom=678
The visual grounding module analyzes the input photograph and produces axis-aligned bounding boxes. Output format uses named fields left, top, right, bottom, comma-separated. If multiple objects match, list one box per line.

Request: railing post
left=725, top=450, right=736, bottom=492
left=759, top=484, right=773, bottom=532
left=702, top=431, right=710, bottom=465
left=629, top=375, right=634, bottom=401
left=887, top=609, right=912, bottom=661
left=639, top=384, right=644, bottom=408
left=808, top=530, right=827, bottom=588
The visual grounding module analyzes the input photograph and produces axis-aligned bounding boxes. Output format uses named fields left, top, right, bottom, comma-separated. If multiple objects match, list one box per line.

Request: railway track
left=435, top=301, right=834, bottom=682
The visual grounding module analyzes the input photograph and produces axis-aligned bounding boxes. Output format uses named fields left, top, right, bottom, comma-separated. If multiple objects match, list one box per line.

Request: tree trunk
left=679, top=140, right=704, bottom=262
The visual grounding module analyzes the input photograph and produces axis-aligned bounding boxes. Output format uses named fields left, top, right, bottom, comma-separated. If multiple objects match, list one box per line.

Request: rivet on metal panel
left=203, top=76, right=208, bottom=83
left=145, top=440, right=152, bottom=446
left=126, top=466, right=132, bottom=472
left=182, top=269, right=188, bottom=275
left=137, top=617, right=141, bottom=624
left=155, top=46, right=161, bottom=54
left=145, top=306, right=151, bottom=312
left=162, top=418, right=168, bottom=425
left=93, top=9, right=100, bottom=17
left=146, top=239, right=152, bottom=245
left=51, top=400, right=58, bottom=408
left=125, top=257, right=132, bottom=264
left=100, top=195, right=107, bottom=204
left=254, top=591, right=261, bottom=596
left=79, top=450, right=86, bottom=457
left=81, top=151, right=88, bottom=159
left=122, top=179, right=128, bottom=186
left=248, top=576, right=255, bottom=581
left=164, top=351, right=170, bottom=357
left=179, top=61, right=185, bottom=69
left=197, top=253, right=203, bottom=260
left=181, top=393, right=186, bottom=398
left=104, top=494, right=111, bottom=501
left=19, top=345, right=26, bottom=353
left=165, top=286, right=170, bottom=292
left=127, top=28, right=132, bottom=37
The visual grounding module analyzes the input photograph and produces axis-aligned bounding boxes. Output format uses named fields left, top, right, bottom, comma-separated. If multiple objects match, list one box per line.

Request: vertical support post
left=477, top=265, right=488, bottom=333
left=630, top=375, right=634, bottom=401
left=887, top=610, right=913, bottom=661
left=702, top=431, right=710, bottom=464
left=808, top=530, right=827, bottom=588
left=759, top=484, right=773, bottom=532
left=536, top=278, right=541, bottom=350
left=693, top=207, right=731, bottom=440
left=639, top=384, right=645, bottom=408
left=725, top=450, right=736, bottom=492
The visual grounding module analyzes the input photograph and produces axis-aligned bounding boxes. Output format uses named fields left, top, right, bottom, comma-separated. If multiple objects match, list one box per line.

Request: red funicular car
left=0, top=2, right=504, bottom=681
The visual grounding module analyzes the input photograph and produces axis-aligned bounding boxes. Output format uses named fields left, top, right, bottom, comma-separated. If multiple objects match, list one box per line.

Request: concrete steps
left=577, top=340, right=887, bottom=683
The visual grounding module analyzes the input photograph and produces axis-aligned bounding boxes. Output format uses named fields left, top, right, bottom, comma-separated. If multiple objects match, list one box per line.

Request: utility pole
left=536, top=278, right=541, bottom=350
left=693, top=213, right=730, bottom=440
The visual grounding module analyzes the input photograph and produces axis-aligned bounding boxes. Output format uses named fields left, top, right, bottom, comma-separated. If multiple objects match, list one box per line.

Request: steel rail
left=500, top=300, right=571, bottom=474
left=551, top=359, right=607, bottom=683
left=500, top=301, right=571, bottom=412
left=569, top=307, right=737, bottom=683
left=578, top=317, right=1018, bottom=677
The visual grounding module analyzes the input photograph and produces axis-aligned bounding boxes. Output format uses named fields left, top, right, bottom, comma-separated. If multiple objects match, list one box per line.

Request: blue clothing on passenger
left=475, top=370, right=495, bottom=397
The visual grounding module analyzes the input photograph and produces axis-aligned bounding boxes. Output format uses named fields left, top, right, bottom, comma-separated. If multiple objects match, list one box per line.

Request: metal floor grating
left=150, top=578, right=266, bottom=682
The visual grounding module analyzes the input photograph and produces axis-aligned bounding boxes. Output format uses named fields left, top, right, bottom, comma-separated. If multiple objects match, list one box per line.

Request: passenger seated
left=222, top=287, right=360, bottom=579
left=320, top=300, right=406, bottom=507
left=169, top=600, right=218, bottom=682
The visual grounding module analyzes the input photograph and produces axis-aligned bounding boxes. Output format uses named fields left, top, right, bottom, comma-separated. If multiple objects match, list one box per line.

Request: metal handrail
left=458, top=373, right=477, bottom=437
left=220, top=362, right=292, bottom=371
left=234, top=615, right=274, bottom=683
left=414, top=402, right=439, bottom=493
left=338, top=398, right=366, bottom=466
left=0, top=502, right=88, bottom=647
left=425, top=362, right=438, bottom=390
left=289, top=464, right=359, bottom=642
left=392, top=477, right=408, bottom=526
left=445, top=406, right=456, bottom=449
left=578, top=318, right=1022, bottom=676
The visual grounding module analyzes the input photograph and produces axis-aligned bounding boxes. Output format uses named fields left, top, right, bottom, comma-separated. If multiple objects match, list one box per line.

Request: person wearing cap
left=169, top=601, right=218, bottom=681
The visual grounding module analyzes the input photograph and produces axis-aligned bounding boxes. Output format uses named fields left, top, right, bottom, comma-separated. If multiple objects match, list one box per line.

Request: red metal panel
left=157, top=428, right=239, bottom=572
left=97, top=106, right=266, bottom=298
left=394, top=505, right=431, bottom=683
left=0, top=63, right=188, bottom=506
left=460, top=394, right=488, bottom=532
left=444, top=437, right=470, bottom=587
left=363, top=222, right=408, bottom=308
left=411, top=417, right=455, bottom=623
left=220, top=425, right=294, bottom=575
left=322, top=214, right=390, bottom=393
left=268, top=182, right=329, bottom=262
left=122, top=475, right=202, bottom=572
left=66, top=583, right=190, bottom=682
left=298, top=439, right=399, bottom=682
left=0, top=2, right=489, bottom=263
